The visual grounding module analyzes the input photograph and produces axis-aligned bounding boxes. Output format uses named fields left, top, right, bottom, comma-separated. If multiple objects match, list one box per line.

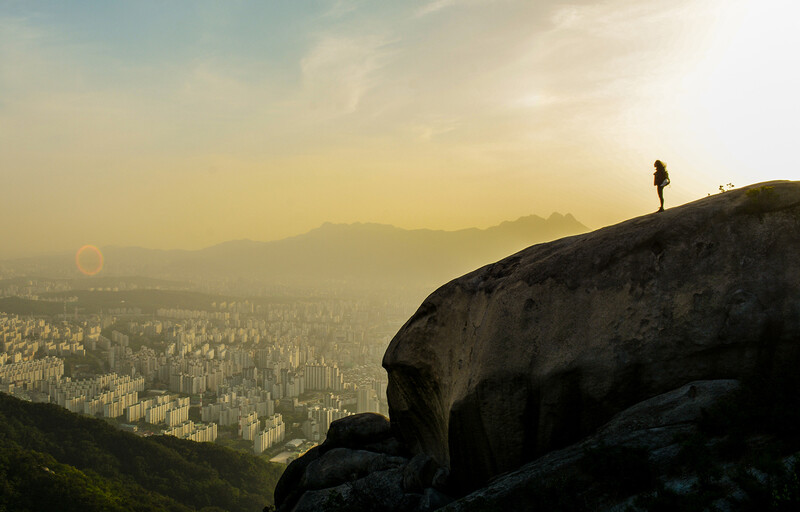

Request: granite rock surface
left=383, top=181, right=800, bottom=492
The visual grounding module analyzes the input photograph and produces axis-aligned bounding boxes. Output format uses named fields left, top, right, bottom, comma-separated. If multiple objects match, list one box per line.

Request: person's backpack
left=654, top=169, right=670, bottom=187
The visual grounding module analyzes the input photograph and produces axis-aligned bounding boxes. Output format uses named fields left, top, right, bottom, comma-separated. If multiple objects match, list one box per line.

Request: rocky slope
left=275, top=181, right=800, bottom=511
left=383, top=181, right=800, bottom=493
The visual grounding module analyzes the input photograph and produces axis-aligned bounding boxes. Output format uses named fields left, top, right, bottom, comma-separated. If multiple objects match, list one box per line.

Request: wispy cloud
left=409, top=118, right=460, bottom=141
left=0, top=16, right=60, bottom=98
left=179, top=60, right=258, bottom=110
left=415, top=0, right=460, bottom=17
left=323, top=0, right=359, bottom=18
left=300, top=34, right=393, bottom=115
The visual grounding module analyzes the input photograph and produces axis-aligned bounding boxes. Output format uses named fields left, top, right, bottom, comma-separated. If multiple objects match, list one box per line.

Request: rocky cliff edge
left=383, top=181, right=800, bottom=492
left=276, top=181, right=800, bottom=510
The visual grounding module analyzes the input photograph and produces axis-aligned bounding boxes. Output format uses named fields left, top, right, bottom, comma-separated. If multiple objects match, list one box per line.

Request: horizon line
left=0, top=212, right=589, bottom=261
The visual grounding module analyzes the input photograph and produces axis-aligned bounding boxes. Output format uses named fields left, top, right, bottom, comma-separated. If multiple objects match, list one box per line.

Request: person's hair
left=654, top=160, right=666, bottom=171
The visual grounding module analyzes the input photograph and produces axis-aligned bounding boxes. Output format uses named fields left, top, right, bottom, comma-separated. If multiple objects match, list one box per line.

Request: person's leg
left=657, top=186, right=665, bottom=211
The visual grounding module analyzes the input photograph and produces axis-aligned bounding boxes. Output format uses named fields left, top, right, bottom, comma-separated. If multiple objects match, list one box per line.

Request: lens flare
left=76, top=245, right=104, bottom=276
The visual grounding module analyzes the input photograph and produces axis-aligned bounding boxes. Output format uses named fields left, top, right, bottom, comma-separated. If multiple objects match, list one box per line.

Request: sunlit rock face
left=383, top=181, right=800, bottom=493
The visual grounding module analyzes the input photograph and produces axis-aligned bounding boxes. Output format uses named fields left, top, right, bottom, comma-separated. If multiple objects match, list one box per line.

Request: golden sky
left=1, top=0, right=798, bottom=258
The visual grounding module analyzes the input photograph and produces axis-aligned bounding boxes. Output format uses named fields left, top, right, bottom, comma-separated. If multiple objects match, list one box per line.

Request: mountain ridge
left=4, top=214, right=587, bottom=258
left=5, top=214, right=589, bottom=291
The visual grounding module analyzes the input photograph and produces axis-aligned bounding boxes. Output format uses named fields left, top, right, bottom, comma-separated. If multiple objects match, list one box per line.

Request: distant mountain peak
left=7, top=213, right=589, bottom=289
left=309, top=214, right=585, bottom=237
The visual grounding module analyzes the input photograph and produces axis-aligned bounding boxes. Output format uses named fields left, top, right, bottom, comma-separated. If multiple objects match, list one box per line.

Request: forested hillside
left=0, top=393, right=283, bottom=512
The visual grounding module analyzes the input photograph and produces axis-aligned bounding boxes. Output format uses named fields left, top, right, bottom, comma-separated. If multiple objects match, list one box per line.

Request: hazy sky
left=1, top=0, right=798, bottom=258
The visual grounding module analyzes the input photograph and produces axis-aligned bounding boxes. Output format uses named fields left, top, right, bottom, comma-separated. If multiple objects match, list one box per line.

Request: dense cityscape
left=0, top=274, right=417, bottom=466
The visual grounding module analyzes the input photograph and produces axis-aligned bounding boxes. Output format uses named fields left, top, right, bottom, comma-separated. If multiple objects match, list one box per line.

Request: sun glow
left=677, top=0, right=800, bottom=180
left=2, top=1, right=798, bottom=259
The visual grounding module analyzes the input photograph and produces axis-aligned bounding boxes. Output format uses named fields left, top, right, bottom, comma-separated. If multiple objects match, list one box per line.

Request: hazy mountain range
left=7, top=213, right=589, bottom=291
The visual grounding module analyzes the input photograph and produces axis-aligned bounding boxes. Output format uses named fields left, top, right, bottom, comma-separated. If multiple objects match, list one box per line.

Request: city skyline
left=2, top=0, right=798, bottom=259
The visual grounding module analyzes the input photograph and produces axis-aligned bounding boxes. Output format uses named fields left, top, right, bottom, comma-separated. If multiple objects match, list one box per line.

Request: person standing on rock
left=653, top=160, right=669, bottom=212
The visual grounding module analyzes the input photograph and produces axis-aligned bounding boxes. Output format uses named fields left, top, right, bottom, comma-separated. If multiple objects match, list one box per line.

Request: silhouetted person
left=653, top=160, right=669, bottom=212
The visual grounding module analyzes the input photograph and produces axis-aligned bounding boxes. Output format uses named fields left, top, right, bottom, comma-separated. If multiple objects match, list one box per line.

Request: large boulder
left=300, top=448, right=407, bottom=491
left=383, top=181, right=800, bottom=493
left=321, top=412, right=396, bottom=452
left=274, top=413, right=442, bottom=512
left=442, top=379, right=741, bottom=511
